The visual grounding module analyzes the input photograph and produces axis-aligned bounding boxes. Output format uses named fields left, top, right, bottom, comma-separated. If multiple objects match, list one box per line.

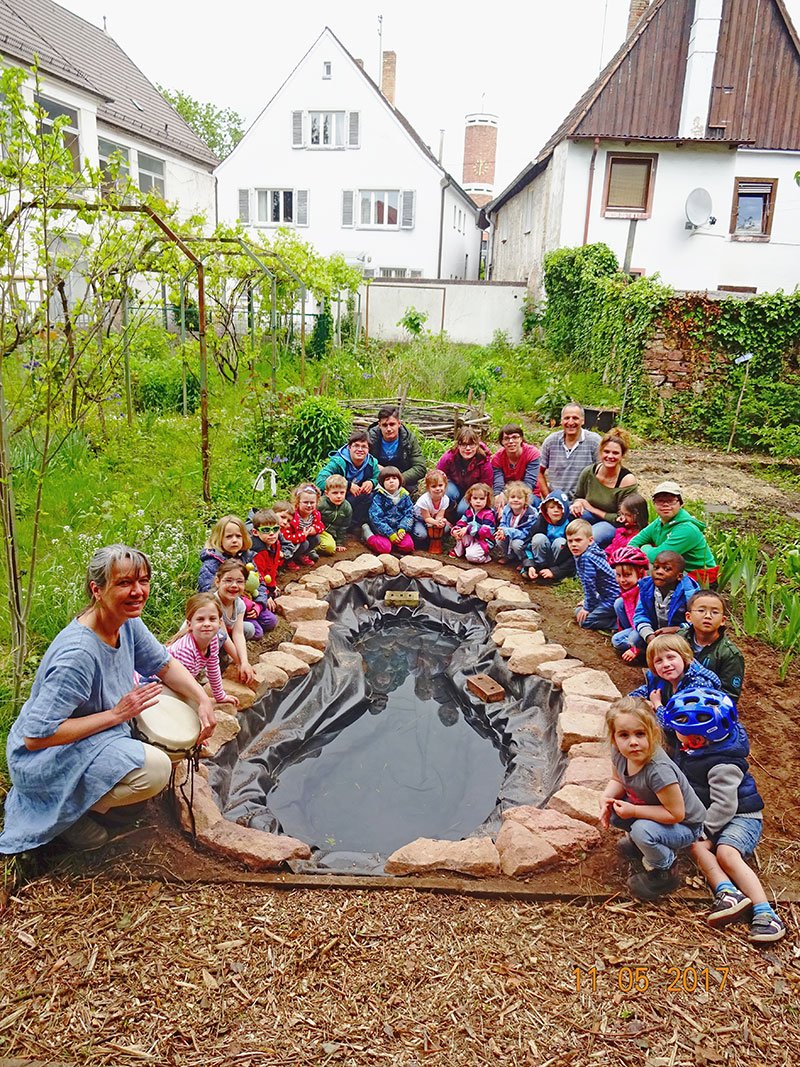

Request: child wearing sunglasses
left=249, top=508, right=283, bottom=609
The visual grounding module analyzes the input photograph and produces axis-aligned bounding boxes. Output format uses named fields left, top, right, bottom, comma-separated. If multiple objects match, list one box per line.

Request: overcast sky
left=59, top=0, right=800, bottom=194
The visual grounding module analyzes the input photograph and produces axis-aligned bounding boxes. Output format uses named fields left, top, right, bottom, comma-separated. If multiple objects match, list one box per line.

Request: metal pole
left=300, top=284, right=306, bottom=386
left=122, top=293, right=133, bottom=426
left=727, top=359, right=751, bottom=453
left=271, top=276, right=278, bottom=391
left=179, top=281, right=188, bottom=416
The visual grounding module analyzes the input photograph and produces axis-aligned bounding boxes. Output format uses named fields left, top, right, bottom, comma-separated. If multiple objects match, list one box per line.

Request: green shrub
left=131, top=354, right=200, bottom=414
left=309, top=301, right=334, bottom=359
left=397, top=306, right=429, bottom=337
left=285, top=395, right=352, bottom=479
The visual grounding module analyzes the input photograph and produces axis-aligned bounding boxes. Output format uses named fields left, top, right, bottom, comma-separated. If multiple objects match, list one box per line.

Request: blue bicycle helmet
left=662, top=688, right=737, bottom=742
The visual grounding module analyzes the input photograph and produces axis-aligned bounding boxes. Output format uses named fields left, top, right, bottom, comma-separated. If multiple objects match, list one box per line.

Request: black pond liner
left=205, top=575, right=567, bottom=876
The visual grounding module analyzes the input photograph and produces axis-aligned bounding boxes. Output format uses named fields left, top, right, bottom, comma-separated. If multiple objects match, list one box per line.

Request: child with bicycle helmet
left=663, top=688, right=785, bottom=943
left=608, top=545, right=650, bottom=663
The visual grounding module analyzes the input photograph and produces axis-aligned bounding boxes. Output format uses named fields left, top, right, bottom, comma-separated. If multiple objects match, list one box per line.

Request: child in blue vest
left=663, top=688, right=785, bottom=943
left=623, top=550, right=699, bottom=656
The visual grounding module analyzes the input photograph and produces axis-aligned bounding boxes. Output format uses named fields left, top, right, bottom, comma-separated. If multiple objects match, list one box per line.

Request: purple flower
left=23, top=359, right=41, bottom=371
left=363, top=373, right=373, bottom=379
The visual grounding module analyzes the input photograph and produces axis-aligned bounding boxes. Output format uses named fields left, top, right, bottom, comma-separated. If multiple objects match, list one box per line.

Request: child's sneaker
left=448, top=549, right=459, bottom=558
left=305, top=550, right=319, bottom=562
left=627, top=865, right=681, bottom=900
left=707, top=889, right=752, bottom=928
left=286, top=560, right=300, bottom=571
left=617, top=835, right=642, bottom=863
left=748, top=912, right=786, bottom=943
left=299, top=555, right=316, bottom=566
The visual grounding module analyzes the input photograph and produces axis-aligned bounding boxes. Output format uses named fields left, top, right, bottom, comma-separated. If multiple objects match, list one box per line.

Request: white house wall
left=215, top=31, right=480, bottom=279
left=363, top=281, right=527, bottom=344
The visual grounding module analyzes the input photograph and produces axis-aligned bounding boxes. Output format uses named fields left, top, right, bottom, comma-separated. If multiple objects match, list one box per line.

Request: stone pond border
left=179, top=553, right=619, bottom=878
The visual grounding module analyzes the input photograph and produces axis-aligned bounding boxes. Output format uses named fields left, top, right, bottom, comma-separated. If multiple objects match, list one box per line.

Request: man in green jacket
left=367, top=405, right=426, bottom=497
left=678, top=589, right=744, bottom=702
left=630, top=481, right=718, bottom=584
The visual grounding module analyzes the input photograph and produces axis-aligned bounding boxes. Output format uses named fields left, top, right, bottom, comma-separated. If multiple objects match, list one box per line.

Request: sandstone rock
left=251, top=662, right=290, bottom=692
left=562, top=756, right=614, bottom=792
left=567, top=741, right=610, bottom=760
left=399, top=556, right=444, bottom=578
left=536, top=659, right=591, bottom=687
left=202, top=709, right=240, bottom=757
left=548, top=784, right=605, bottom=825
left=474, top=577, right=512, bottom=602
left=282, top=583, right=317, bottom=598
left=562, top=693, right=611, bottom=719
left=197, top=821, right=311, bottom=870
left=495, top=820, right=559, bottom=876
left=492, top=626, right=540, bottom=646
left=489, top=585, right=532, bottom=607
left=377, top=553, right=401, bottom=576
left=257, top=651, right=310, bottom=678
left=431, top=565, right=463, bottom=587
left=334, top=555, right=384, bottom=582
left=275, top=596, right=329, bottom=622
left=174, top=774, right=222, bottom=836
left=492, top=608, right=542, bottom=627
left=507, top=643, right=566, bottom=674
left=492, top=618, right=542, bottom=635
left=384, top=836, right=500, bottom=878
left=309, top=564, right=346, bottom=589
left=487, top=597, right=538, bottom=620
left=561, top=670, right=622, bottom=702
left=557, top=709, right=608, bottom=751
left=297, top=576, right=330, bottom=596
left=291, top=620, right=332, bottom=650
left=278, top=641, right=325, bottom=665
left=207, top=678, right=255, bottom=710
left=499, top=631, right=546, bottom=657
left=455, top=568, right=488, bottom=595
left=502, top=805, right=601, bottom=858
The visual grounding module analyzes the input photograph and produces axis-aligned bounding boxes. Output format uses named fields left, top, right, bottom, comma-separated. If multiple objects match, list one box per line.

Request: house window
left=379, top=267, right=407, bottom=278
left=360, top=190, right=399, bottom=227
left=98, top=137, right=129, bottom=192
left=323, top=61, right=332, bottom=79
left=311, top=110, right=345, bottom=147
left=138, top=152, right=165, bottom=198
left=730, top=178, right=777, bottom=238
left=602, top=153, right=657, bottom=218
left=256, top=188, right=309, bottom=226
left=35, top=94, right=80, bottom=172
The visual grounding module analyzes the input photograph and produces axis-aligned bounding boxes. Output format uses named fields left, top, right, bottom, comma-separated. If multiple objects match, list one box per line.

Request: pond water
left=266, top=622, right=507, bottom=855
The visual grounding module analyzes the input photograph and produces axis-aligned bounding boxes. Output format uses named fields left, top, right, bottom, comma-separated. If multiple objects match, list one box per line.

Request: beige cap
left=653, top=480, right=682, bottom=498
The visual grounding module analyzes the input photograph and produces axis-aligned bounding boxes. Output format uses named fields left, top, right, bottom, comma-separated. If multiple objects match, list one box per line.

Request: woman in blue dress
left=0, top=544, right=216, bottom=853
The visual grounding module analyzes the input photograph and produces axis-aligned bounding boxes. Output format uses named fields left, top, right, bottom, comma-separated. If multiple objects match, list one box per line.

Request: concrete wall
left=216, top=29, right=481, bottom=279
left=363, top=280, right=527, bottom=345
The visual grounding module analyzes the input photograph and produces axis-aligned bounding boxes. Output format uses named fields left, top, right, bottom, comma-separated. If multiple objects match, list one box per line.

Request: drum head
left=134, top=686, right=201, bottom=757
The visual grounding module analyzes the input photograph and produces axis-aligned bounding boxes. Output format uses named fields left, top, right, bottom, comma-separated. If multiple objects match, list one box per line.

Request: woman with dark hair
left=571, top=428, right=638, bottom=548
left=436, top=426, right=494, bottom=518
left=0, top=545, right=215, bottom=855
left=491, top=423, right=541, bottom=511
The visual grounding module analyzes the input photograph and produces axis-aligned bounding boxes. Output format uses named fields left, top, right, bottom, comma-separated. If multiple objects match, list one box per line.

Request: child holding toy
left=495, top=481, right=537, bottom=565
left=450, top=482, right=496, bottom=564
left=249, top=508, right=282, bottom=606
left=662, top=688, right=785, bottom=942
left=366, top=467, right=415, bottom=554
left=600, top=696, right=707, bottom=900
left=412, top=469, right=452, bottom=553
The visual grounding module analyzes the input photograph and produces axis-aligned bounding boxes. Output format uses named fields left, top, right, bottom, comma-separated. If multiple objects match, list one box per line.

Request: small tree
left=159, top=87, right=244, bottom=160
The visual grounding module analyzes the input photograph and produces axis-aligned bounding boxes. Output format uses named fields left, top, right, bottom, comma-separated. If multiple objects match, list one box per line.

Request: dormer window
left=323, top=61, right=332, bottom=79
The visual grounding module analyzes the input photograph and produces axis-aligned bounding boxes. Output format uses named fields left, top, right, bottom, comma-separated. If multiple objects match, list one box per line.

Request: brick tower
left=462, top=112, right=498, bottom=208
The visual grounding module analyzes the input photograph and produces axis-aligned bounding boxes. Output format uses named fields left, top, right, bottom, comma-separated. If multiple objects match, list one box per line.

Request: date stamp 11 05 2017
left=574, top=966, right=729, bottom=993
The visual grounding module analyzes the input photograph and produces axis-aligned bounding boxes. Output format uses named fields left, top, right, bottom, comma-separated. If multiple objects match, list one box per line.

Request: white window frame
left=310, top=110, right=345, bottom=148
left=293, top=110, right=359, bottom=149
left=35, top=94, right=80, bottom=172
left=137, top=151, right=165, bottom=198
left=255, top=188, right=309, bottom=227
left=358, top=189, right=400, bottom=228
left=98, top=136, right=130, bottom=192
left=323, top=61, right=332, bottom=79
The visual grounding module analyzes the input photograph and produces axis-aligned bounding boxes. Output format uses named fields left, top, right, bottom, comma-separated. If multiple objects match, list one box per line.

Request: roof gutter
left=583, top=137, right=600, bottom=245
left=437, top=175, right=450, bottom=278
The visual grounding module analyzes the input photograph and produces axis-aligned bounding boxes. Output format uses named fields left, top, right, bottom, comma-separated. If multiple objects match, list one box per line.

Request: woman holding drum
left=0, top=545, right=215, bottom=854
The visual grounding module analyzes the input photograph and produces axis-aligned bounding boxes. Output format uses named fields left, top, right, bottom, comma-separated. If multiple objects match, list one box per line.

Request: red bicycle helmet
left=608, top=545, right=650, bottom=570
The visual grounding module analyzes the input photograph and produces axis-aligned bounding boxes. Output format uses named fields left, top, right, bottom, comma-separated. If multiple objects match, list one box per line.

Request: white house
left=486, top=0, right=800, bottom=298
left=0, top=0, right=218, bottom=224
left=216, top=28, right=483, bottom=281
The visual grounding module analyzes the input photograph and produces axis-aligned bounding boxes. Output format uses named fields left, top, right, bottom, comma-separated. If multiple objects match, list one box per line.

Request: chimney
left=381, top=50, right=396, bottom=106
left=679, top=0, right=724, bottom=137
left=627, top=0, right=649, bottom=36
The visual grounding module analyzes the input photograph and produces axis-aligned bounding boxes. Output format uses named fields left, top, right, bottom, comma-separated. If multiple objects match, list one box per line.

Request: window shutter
left=342, top=189, right=355, bottom=227
left=297, top=189, right=309, bottom=226
left=238, top=188, right=250, bottom=224
left=292, top=110, right=303, bottom=147
left=400, top=190, right=415, bottom=229
left=347, top=111, right=360, bottom=148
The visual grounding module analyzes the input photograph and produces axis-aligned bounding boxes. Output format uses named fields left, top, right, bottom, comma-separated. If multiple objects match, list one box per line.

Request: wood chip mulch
left=1, top=875, right=798, bottom=1066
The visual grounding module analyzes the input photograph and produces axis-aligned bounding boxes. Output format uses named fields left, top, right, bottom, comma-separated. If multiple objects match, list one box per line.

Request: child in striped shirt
left=168, top=593, right=239, bottom=708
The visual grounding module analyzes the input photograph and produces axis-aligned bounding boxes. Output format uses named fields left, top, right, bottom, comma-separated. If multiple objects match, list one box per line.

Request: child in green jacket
left=678, top=590, right=744, bottom=703
left=318, top=475, right=352, bottom=553
left=630, top=481, right=718, bottom=585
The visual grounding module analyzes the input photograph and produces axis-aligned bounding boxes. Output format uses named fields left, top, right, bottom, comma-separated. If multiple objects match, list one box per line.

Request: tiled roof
left=0, top=0, right=218, bottom=168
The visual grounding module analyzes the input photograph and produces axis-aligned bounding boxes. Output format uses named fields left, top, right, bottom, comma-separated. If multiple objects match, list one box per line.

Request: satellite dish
left=685, top=188, right=714, bottom=230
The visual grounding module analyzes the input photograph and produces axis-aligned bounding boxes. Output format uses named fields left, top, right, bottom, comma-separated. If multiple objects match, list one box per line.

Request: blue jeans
left=501, top=537, right=528, bottom=563
left=611, top=597, right=645, bottom=654
left=575, top=603, right=617, bottom=630
left=347, top=490, right=373, bottom=526
left=412, top=516, right=451, bottom=546
left=527, top=532, right=566, bottom=567
left=581, top=511, right=616, bottom=548
left=444, top=482, right=471, bottom=518
left=613, top=811, right=702, bottom=870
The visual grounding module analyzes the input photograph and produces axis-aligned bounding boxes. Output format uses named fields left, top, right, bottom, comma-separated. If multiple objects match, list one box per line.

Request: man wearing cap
left=630, top=481, right=718, bottom=585
left=539, top=403, right=601, bottom=499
